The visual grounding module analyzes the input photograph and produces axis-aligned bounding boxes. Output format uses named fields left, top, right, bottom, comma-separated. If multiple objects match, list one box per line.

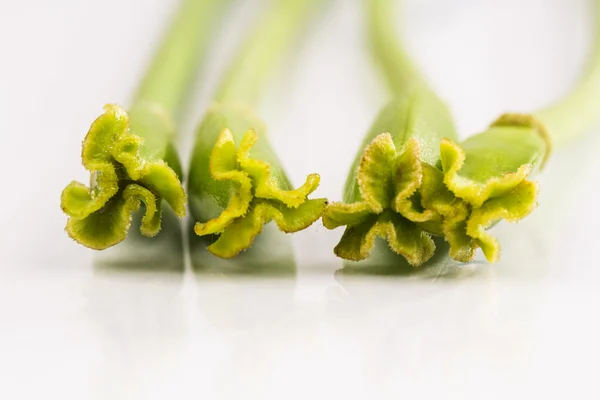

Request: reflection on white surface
left=2, top=265, right=600, bottom=399
left=2, top=0, right=600, bottom=398
left=86, top=272, right=186, bottom=399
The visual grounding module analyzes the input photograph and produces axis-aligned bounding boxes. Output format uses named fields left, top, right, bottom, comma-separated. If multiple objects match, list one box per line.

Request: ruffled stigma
left=194, top=128, right=327, bottom=258
left=61, top=104, right=186, bottom=250
left=325, top=113, right=547, bottom=265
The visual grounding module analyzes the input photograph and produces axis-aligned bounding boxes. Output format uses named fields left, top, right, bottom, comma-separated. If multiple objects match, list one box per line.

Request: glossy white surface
left=1, top=0, right=600, bottom=398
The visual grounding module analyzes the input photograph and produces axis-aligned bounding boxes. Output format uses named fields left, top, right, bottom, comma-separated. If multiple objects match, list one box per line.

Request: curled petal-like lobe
left=439, top=114, right=547, bottom=209
left=203, top=198, right=328, bottom=258
left=326, top=133, right=438, bottom=266
left=440, top=138, right=533, bottom=208
left=194, top=129, right=253, bottom=235
left=357, top=133, right=397, bottom=212
left=60, top=104, right=186, bottom=250
left=392, top=138, right=422, bottom=201
left=322, top=201, right=373, bottom=230
left=329, top=118, right=544, bottom=265
left=137, top=161, right=186, bottom=217
left=395, top=194, right=436, bottom=223
left=65, top=184, right=161, bottom=250
left=390, top=138, right=436, bottom=222
left=466, top=180, right=538, bottom=262
left=237, top=129, right=321, bottom=208
left=420, top=163, right=469, bottom=221
left=432, top=115, right=548, bottom=262
left=194, top=129, right=326, bottom=258
left=61, top=169, right=119, bottom=220
left=334, top=213, right=435, bottom=266
left=442, top=219, right=476, bottom=263
left=112, top=134, right=144, bottom=180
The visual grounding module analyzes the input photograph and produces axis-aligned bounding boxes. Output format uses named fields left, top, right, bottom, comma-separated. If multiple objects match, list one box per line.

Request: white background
left=1, top=0, right=600, bottom=398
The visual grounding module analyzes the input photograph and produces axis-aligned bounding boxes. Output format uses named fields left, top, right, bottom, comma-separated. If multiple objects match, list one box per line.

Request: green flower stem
left=61, top=0, right=228, bottom=250
left=367, top=0, right=428, bottom=96
left=133, top=0, right=225, bottom=118
left=188, top=0, right=327, bottom=259
left=324, top=0, right=600, bottom=266
left=535, top=0, right=600, bottom=148
left=215, top=0, right=322, bottom=106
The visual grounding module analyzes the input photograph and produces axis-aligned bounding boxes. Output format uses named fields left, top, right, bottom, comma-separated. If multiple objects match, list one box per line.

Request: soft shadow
left=82, top=207, right=186, bottom=396
left=189, top=220, right=297, bottom=277
left=191, top=279, right=298, bottom=397
left=94, top=206, right=185, bottom=274
left=189, top=221, right=299, bottom=394
left=322, top=266, right=543, bottom=389
left=83, top=266, right=185, bottom=397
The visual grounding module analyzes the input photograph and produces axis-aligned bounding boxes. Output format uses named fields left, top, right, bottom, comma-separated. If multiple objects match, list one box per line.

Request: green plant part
left=323, top=92, right=459, bottom=266
left=190, top=107, right=325, bottom=259
left=188, top=103, right=327, bottom=260
left=188, top=0, right=327, bottom=259
left=325, top=0, right=600, bottom=266
left=61, top=104, right=185, bottom=249
left=60, top=0, right=228, bottom=250
left=436, top=114, right=548, bottom=262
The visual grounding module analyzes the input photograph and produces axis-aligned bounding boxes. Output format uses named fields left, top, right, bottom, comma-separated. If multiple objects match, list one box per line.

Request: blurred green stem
left=368, top=0, right=428, bottom=95
left=133, top=0, right=226, bottom=119
left=535, top=0, right=600, bottom=148
left=187, top=0, right=327, bottom=260
left=215, top=0, right=321, bottom=106
left=61, top=0, right=229, bottom=250
left=324, top=0, right=600, bottom=266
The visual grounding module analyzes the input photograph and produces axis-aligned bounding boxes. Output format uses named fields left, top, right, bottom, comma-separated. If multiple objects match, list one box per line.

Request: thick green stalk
left=133, top=0, right=224, bottom=119
left=535, top=0, right=600, bottom=148
left=188, top=0, right=327, bottom=260
left=324, top=0, right=461, bottom=266
left=61, top=0, right=227, bottom=250
left=215, top=0, right=321, bottom=106
left=341, top=0, right=459, bottom=207
left=325, top=0, right=600, bottom=267
left=367, top=0, right=427, bottom=96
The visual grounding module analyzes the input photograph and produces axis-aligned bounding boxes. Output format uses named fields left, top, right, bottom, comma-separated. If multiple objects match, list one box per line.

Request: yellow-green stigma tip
left=194, top=128, right=326, bottom=258
left=61, top=104, right=186, bottom=250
